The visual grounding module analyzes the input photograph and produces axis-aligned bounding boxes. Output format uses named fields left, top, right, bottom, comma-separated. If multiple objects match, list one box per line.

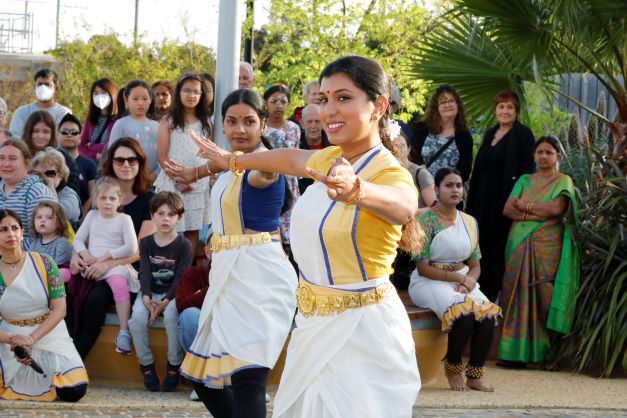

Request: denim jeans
left=128, top=292, right=184, bottom=366
left=177, top=307, right=201, bottom=352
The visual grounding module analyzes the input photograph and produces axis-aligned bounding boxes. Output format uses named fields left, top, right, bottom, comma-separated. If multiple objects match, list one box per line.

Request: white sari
left=0, top=253, right=87, bottom=401
left=408, top=211, right=499, bottom=332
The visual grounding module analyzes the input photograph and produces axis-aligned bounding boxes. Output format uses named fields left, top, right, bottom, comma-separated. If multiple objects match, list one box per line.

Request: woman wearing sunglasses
left=29, top=147, right=81, bottom=223
left=66, top=137, right=156, bottom=359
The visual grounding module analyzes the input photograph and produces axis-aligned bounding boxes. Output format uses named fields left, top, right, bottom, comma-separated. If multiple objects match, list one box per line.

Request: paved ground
left=1, top=363, right=625, bottom=417
left=1, top=408, right=626, bottom=417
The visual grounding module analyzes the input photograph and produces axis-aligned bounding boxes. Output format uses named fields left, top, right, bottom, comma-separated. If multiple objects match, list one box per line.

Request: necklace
left=342, top=143, right=382, bottom=163
left=1, top=252, right=24, bottom=271
left=433, top=205, right=456, bottom=223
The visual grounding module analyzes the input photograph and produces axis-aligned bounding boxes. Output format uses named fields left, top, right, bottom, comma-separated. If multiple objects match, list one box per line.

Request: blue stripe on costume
left=318, top=201, right=337, bottom=285
left=351, top=206, right=368, bottom=281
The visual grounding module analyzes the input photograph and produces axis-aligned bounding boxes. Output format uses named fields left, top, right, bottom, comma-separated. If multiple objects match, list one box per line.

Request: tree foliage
left=253, top=0, right=441, bottom=122
left=410, top=0, right=627, bottom=163
left=48, top=34, right=216, bottom=120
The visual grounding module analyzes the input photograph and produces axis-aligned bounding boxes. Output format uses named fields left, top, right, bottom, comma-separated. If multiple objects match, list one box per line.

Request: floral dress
left=263, top=121, right=301, bottom=243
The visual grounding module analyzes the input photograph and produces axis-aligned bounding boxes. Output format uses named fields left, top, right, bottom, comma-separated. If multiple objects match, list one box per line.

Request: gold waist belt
left=297, top=280, right=390, bottom=318
left=429, top=262, right=465, bottom=272
left=211, top=232, right=280, bottom=252
left=4, top=312, right=49, bottom=327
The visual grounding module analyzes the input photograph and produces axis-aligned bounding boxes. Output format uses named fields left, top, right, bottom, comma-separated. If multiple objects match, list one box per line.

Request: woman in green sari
left=498, top=136, right=580, bottom=367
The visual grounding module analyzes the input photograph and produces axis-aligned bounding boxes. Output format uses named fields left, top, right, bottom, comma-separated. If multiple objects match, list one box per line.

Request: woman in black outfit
left=466, top=89, right=535, bottom=302
left=66, top=137, right=156, bottom=358
left=410, top=85, right=473, bottom=181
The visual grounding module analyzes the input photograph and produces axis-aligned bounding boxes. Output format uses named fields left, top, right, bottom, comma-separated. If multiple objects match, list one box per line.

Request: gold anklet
left=444, top=360, right=464, bottom=377
left=465, top=364, right=486, bottom=379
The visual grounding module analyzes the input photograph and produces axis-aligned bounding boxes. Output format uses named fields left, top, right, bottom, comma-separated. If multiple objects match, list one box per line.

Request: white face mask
left=35, top=85, right=54, bottom=101
left=93, top=93, right=111, bottom=110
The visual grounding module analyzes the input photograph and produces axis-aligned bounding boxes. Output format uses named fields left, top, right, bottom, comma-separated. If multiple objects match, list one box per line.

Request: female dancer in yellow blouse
left=192, top=55, right=422, bottom=418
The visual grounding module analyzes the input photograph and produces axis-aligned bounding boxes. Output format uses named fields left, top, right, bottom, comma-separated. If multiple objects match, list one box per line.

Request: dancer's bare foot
left=447, top=373, right=469, bottom=391
left=466, top=378, right=495, bottom=392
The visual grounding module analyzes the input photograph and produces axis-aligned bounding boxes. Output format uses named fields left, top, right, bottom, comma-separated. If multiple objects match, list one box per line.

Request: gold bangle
left=229, top=151, right=245, bottom=176
left=344, top=177, right=366, bottom=205
left=206, top=160, right=213, bottom=176
left=27, top=335, right=34, bottom=346
left=195, top=167, right=199, bottom=182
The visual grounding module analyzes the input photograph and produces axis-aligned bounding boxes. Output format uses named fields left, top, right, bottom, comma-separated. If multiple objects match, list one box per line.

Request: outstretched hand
left=306, top=157, right=359, bottom=202
left=190, top=130, right=230, bottom=171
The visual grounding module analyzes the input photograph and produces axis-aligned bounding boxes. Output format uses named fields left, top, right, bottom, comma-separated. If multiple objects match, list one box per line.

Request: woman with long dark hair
left=409, top=168, right=499, bottom=392
left=79, top=78, right=118, bottom=161
left=66, top=138, right=156, bottom=359
left=0, top=209, right=88, bottom=402
left=180, top=88, right=296, bottom=418
left=499, top=136, right=580, bottom=368
left=190, top=55, right=423, bottom=418
left=154, top=73, right=213, bottom=257
left=410, top=85, right=473, bottom=181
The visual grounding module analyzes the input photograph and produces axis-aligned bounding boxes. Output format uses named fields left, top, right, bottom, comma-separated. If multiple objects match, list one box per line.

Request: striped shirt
left=0, top=174, right=57, bottom=250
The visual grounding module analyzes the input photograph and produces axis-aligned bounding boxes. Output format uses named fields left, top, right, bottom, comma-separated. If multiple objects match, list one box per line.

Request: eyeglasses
left=181, top=89, right=203, bottom=96
left=438, top=99, right=457, bottom=107
left=34, top=169, right=58, bottom=178
left=113, top=156, right=139, bottom=166
left=59, top=128, right=80, bottom=136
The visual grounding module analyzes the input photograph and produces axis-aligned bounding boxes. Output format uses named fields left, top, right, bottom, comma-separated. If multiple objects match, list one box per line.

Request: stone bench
left=84, top=290, right=447, bottom=388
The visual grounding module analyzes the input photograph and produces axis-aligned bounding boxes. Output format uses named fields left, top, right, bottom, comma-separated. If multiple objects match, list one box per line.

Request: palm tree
left=411, top=0, right=626, bottom=165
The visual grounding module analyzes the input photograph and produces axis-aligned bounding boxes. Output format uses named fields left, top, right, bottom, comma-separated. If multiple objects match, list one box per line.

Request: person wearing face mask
left=9, top=69, right=72, bottom=139
left=79, top=79, right=118, bottom=162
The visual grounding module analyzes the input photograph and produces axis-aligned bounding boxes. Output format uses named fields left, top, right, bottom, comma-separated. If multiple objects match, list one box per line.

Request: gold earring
left=371, top=114, right=378, bottom=122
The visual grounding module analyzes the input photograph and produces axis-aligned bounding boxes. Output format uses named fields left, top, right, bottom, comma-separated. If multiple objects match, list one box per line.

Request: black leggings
left=446, top=315, right=495, bottom=367
left=66, top=281, right=114, bottom=359
left=192, top=367, right=269, bottom=418
left=56, top=383, right=88, bottom=402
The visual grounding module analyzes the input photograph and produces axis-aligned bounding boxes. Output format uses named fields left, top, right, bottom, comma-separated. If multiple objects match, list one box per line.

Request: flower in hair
left=386, top=119, right=402, bottom=140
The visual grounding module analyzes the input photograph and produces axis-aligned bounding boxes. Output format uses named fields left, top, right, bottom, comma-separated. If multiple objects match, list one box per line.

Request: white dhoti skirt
left=273, top=280, right=420, bottom=418
left=180, top=240, right=297, bottom=388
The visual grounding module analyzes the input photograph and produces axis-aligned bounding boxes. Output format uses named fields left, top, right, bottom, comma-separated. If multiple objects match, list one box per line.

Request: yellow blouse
left=306, top=146, right=416, bottom=283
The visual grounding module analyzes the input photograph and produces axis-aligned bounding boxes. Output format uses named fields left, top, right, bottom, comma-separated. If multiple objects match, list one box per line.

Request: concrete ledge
left=87, top=290, right=447, bottom=388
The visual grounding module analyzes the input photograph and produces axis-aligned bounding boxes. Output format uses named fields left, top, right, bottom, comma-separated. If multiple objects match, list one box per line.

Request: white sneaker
left=190, top=390, right=199, bottom=401
left=265, top=393, right=271, bottom=403
left=115, top=330, right=132, bottom=355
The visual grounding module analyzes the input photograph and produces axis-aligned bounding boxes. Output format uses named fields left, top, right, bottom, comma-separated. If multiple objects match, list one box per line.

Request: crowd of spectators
left=0, top=62, right=579, bottom=403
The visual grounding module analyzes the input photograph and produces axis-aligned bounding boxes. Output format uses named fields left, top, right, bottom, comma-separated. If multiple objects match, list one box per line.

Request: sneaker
left=115, top=330, right=132, bottom=355
left=162, top=362, right=180, bottom=392
left=190, top=390, right=199, bottom=401
left=139, top=363, right=160, bottom=392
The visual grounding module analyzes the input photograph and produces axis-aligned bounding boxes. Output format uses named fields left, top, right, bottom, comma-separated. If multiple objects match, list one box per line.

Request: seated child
left=28, top=201, right=73, bottom=282
left=129, top=192, right=192, bottom=392
left=73, top=176, right=139, bottom=355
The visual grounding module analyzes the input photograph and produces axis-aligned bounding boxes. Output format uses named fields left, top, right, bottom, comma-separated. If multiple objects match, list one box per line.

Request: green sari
left=498, top=173, right=580, bottom=363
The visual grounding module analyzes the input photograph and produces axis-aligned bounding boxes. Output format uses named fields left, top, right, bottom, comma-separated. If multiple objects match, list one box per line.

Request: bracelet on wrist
left=195, top=167, right=199, bottom=182
left=344, top=177, right=366, bottom=205
left=229, top=151, right=245, bottom=176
